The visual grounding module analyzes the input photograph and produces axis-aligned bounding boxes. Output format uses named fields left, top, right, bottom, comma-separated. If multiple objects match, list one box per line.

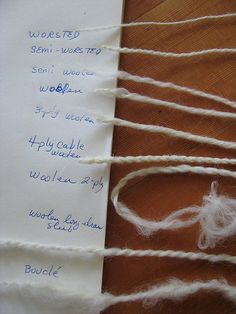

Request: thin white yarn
left=1, top=239, right=236, bottom=265
left=115, top=71, right=236, bottom=110
left=1, top=279, right=236, bottom=313
left=102, top=45, right=236, bottom=58
left=97, top=87, right=236, bottom=120
left=111, top=165, right=236, bottom=249
left=78, top=155, right=236, bottom=165
left=99, top=116, right=236, bottom=150
left=78, top=12, right=236, bottom=31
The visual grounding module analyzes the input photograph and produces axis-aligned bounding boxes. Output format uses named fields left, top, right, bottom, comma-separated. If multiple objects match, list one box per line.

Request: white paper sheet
left=0, top=0, right=123, bottom=312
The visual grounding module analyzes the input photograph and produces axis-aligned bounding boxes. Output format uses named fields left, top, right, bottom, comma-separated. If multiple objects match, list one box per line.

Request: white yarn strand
left=1, top=280, right=236, bottom=313
left=78, top=155, right=236, bottom=165
left=78, top=12, right=236, bottom=31
left=102, top=46, right=236, bottom=58
left=97, top=88, right=236, bottom=120
left=111, top=165, right=236, bottom=248
left=1, top=239, right=236, bottom=265
left=116, top=71, right=236, bottom=110
left=100, top=116, right=236, bottom=150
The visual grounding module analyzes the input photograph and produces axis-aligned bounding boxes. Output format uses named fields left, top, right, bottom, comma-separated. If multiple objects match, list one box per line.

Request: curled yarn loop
left=111, top=165, right=236, bottom=249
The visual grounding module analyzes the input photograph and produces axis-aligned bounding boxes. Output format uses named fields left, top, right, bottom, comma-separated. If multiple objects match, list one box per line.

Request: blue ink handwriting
left=29, top=169, right=77, bottom=184
left=29, top=209, right=59, bottom=222
left=65, top=112, right=94, bottom=124
left=82, top=217, right=104, bottom=230
left=81, top=176, right=104, bottom=192
left=34, top=105, right=59, bottom=119
left=39, top=83, right=82, bottom=94
left=28, top=135, right=85, bottom=159
left=24, top=264, right=62, bottom=278
left=62, top=69, right=94, bottom=76
left=28, top=209, right=104, bottom=233
left=29, top=169, right=104, bottom=193
left=60, top=47, right=101, bottom=55
left=31, top=46, right=101, bottom=55
left=32, top=65, right=54, bottom=74
left=31, top=45, right=53, bottom=54
left=34, top=105, right=95, bottom=125
left=29, top=30, right=80, bottom=40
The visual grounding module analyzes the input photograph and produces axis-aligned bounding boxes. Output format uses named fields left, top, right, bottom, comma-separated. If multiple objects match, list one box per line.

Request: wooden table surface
left=102, top=1, right=236, bottom=313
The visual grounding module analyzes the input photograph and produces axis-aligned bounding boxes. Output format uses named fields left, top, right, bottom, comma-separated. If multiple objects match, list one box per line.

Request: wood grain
left=102, top=1, right=236, bottom=313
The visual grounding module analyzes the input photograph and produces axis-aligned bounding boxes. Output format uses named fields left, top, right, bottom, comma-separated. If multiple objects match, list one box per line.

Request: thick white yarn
left=2, top=239, right=236, bottom=265
left=0, top=279, right=235, bottom=314
left=79, top=155, right=236, bottom=165
left=115, top=71, right=236, bottom=110
left=87, top=69, right=236, bottom=109
left=102, top=46, right=236, bottom=58
left=111, top=165, right=236, bottom=249
left=99, top=116, right=236, bottom=150
left=78, top=12, right=236, bottom=31
left=97, top=87, right=236, bottom=120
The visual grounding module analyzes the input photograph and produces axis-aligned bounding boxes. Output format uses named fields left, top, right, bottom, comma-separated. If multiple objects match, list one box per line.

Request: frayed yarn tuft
left=198, top=182, right=236, bottom=249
